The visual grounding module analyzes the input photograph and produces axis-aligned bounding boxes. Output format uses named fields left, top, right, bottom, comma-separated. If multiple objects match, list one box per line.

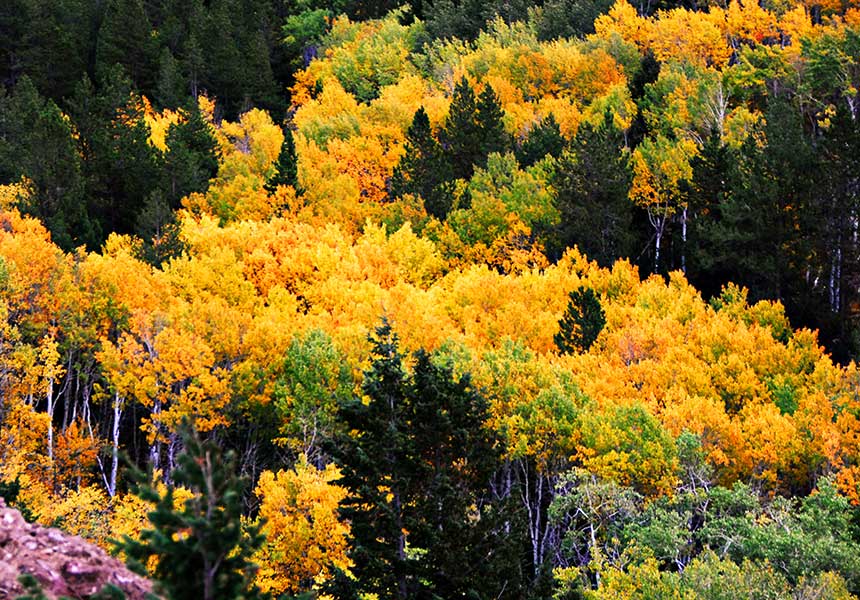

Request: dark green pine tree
left=95, top=0, right=159, bottom=96
left=442, top=77, right=483, bottom=182
left=0, top=76, right=93, bottom=250
left=114, top=422, right=266, bottom=600
left=552, top=109, right=635, bottom=265
left=391, top=107, right=453, bottom=220
left=407, top=350, right=513, bottom=599
left=330, top=318, right=415, bottom=600
left=162, top=101, right=219, bottom=208
left=1, top=0, right=92, bottom=103
left=704, top=96, right=819, bottom=313
left=475, top=83, right=509, bottom=162
left=554, top=286, right=606, bottom=354
left=515, top=114, right=566, bottom=167
left=684, top=128, right=736, bottom=299
left=156, top=47, right=187, bottom=109
left=534, top=0, right=615, bottom=40
left=69, top=68, right=163, bottom=245
left=817, top=104, right=860, bottom=360
left=265, top=125, right=299, bottom=193
left=329, top=319, right=518, bottom=600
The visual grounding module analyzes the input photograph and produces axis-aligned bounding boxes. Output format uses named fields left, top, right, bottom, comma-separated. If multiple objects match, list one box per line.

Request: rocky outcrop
left=0, top=498, right=156, bottom=600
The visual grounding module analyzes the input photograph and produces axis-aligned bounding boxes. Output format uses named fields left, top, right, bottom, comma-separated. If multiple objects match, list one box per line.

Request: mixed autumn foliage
left=3, top=0, right=860, bottom=597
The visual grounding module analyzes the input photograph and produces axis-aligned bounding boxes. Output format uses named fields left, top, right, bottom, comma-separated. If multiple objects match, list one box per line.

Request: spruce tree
left=475, top=83, right=509, bottom=161
left=0, top=76, right=93, bottom=250
left=331, top=319, right=414, bottom=599
left=407, top=350, right=507, bottom=599
left=265, top=126, right=299, bottom=193
left=552, top=110, right=634, bottom=265
left=516, top=114, right=566, bottom=167
left=391, top=107, right=453, bottom=219
left=442, top=77, right=483, bottom=181
left=114, top=422, right=266, bottom=600
left=156, top=47, right=186, bottom=109
left=95, top=0, right=159, bottom=95
left=162, top=101, right=219, bottom=208
left=68, top=68, right=163, bottom=245
left=330, top=319, right=515, bottom=599
left=684, top=128, right=735, bottom=299
left=554, top=286, right=606, bottom=354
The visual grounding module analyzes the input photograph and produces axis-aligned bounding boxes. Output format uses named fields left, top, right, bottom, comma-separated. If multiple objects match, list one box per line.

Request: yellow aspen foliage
left=649, top=8, right=733, bottom=68
left=301, top=12, right=420, bottom=104
left=0, top=209, right=74, bottom=334
left=593, top=0, right=654, bottom=50
left=53, top=419, right=101, bottom=488
left=778, top=6, right=819, bottom=49
left=293, top=78, right=364, bottom=148
left=581, top=83, right=637, bottom=132
left=738, top=401, right=802, bottom=490
left=0, top=399, right=50, bottom=484
left=253, top=458, right=352, bottom=595
left=720, top=0, right=780, bottom=46
left=365, top=75, right=450, bottom=134
left=588, top=556, right=692, bottom=600
left=192, top=107, right=284, bottom=222
left=0, top=179, right=32, bottom=210
left=142, top=96, right=182, bottom=152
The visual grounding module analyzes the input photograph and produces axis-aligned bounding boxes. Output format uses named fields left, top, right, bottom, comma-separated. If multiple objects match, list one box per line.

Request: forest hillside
left=2, top=0, right=860, bottom=597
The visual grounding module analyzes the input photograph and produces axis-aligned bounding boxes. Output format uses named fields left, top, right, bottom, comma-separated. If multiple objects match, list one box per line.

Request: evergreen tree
left=407, top=350, right=509, bottom=599
left=424, top=0, right=533, bottom=40
left=68, top=68, right=163, bottom=245
left=0, top=76, right=92, bottom=250
left=330, top=319, right=515, bottom=599
left=476, top=83, right=509, bottom=161
left=162, top=101, right=219, bottom=208
left=552, top=110, right=635, bottom=265
left=442, top=77, right=483, bottom=182
left=391, top=107, right=453, bottom=219
left=424, top=0, right=493, bottom=40
left=95, top=0, right=159, bottom=96
left=818, top=104, right=860, bottom=359
left=554, top=286, right=606, bottom=354
left=1, top=0, right=92, bottom=102
left=516, top=114, right=566, bottom=167
left=533, top=0, right=615, bottom=40
left=684, top=128, right=736, bottom=299
left=331, top=319, right=414, bottom=599
left=156, top=47, right=186, bottom=109
left=114, top=422, right=266, bottom=600
left=265, top=125, right=299, bottom=193
left=700, top=97, right=818, bottom=313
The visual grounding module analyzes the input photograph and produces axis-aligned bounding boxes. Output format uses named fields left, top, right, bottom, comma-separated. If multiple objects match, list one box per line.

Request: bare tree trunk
left=109, top=392, right=122, bottom=497
left=681, top=206, right=688, bottom=274
left=46, top=376, right=55, bottom=465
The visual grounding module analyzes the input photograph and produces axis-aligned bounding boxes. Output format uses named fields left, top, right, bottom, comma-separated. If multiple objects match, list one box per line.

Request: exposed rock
left=0, top=498, right=156, bottom=600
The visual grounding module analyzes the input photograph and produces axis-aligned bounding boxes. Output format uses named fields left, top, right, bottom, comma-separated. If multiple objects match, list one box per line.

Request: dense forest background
left=3, top=0, right=860, bottom=597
